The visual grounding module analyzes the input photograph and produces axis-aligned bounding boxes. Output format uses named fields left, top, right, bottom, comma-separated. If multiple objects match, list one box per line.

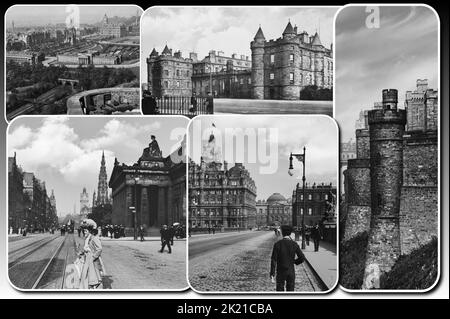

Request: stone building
left=57, top=51, right=121, bottom=66
left=146, top=22, right=332, bottom=100
left=188, top=130, right=257, bottom=228
left=100, top=14, right=127, bottom=38
left=251, top=22, right=333, bottom=100
left=146, top=46, right=194, bottom=97
left=80, top=187, right=90, bottom=217
left=6, top=51, right=36, bottom=65
left=256, top=199, right=268, bottom=227
left=292, top=183, right=336, bottom=227
left=109, top=135, right=186, bottom=235
left=256, top=193, right=292, bottom=227
left=342, top=80, right=438, bottom=288
left=8, top=153, right=24, bottom=232
left=189, top=160, right=257, bottom=228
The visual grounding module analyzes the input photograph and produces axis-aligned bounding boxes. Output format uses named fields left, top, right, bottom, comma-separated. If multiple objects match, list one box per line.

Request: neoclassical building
left=109, top=135, right=186, bottom=234
left=256, top=193, right=292, bottom=227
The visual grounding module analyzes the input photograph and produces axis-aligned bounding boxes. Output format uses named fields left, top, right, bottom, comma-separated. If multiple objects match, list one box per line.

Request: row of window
left=164, top=69, right=190, bottom=77
left=162, top=80, right=190, bottom=89
left=295, top=193, right=330, bottom=201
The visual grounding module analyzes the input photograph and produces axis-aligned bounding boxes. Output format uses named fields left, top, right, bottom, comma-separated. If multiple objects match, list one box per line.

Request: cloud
left=335, top=6, right=438, bottom=141
left=141, top=6, right=337, bottom=81
left=80, top=119, right=161, bottom=151
left=8, top=118, right=161, bottom=187
left=8, top=125, right=33, bottom=150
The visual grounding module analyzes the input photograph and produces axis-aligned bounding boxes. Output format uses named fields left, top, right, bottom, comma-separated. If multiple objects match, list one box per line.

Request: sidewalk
left=189, top=229, right=253, bottom=238
left=297, top=238, right=337, bottom=290
left=97, top=236, right=186, bottom=242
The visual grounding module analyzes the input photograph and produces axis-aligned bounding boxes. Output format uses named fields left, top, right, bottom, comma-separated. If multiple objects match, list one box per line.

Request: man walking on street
left=270, top=225, right=305, bottom=291
left=311, top=223, right=323, bottom=252
left=139, top=225, right=145, bottom=242
left=159, top=225, right=172, bottom=253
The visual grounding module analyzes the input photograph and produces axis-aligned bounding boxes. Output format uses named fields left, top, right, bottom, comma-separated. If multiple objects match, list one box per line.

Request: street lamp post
left=288, top=146, right=306, bottom=249
left=133, top=176, right=140, bottom=240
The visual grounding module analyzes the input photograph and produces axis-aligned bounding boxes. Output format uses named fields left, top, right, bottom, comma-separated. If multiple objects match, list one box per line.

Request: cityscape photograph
left=187, top=115, right=338, bottom=292
left=336, top=5, right=439, bottom=290
left=7, top=116, right=188, bottom=290
left=5, top=5, right=142, bottom=121
left=141, top=6, right=337, bottom=116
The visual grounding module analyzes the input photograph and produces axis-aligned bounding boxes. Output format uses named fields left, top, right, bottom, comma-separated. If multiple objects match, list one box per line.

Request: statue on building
left=140, top=135, right=162, bottom=161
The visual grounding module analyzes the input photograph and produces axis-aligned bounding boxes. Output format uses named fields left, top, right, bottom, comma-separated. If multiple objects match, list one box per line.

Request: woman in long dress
left=78, top=222, right=104, bottom=289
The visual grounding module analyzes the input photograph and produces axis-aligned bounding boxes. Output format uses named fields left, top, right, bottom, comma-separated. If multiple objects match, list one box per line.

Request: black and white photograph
left=7, top=116, right=188, bottom=290
left=141, top=6, right=336, bottom=116
left=187, top=115, right=338, bottom=292
left=5, top=5, right=142, bottom=121
left=336, top=5, right=439, bottom=290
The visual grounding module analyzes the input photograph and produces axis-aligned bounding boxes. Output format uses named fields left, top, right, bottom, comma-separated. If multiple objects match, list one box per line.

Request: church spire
left=96, top=150, right=109, bottom=206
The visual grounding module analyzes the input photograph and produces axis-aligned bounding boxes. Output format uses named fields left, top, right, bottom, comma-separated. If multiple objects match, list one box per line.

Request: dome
left=267, top=193, right=287, bottom=204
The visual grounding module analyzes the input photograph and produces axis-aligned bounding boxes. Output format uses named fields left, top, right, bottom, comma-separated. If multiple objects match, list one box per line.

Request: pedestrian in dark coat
left=310, top=224, right=323, bottom=252
left=190, top=92, right=197, bottom=113
left=168, top=226, right=175, bottom=245
left=139, top=225, right=145, bottom=242
left=159, top=225, right=172, bottom=253
left=270, top=225, right=305, bottom=291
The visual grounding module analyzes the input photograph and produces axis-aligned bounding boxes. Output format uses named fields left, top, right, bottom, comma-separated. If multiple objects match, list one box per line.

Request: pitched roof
left=162, top=44, right=171, bottom=55
left=311, top=32, right=322, bottom=46
left=254, top=26, right=265, bottom=40
left=282, top=21, right=295, bottom=36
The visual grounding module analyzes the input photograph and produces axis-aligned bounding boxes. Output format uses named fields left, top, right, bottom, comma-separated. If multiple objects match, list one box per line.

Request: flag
left=294, top=154, right=305, bottom=163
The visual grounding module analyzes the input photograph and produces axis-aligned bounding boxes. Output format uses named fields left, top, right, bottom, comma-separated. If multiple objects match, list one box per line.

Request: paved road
left=189, top=231, right=266, bottom=258
left=214, top=99, right=333, bottom=116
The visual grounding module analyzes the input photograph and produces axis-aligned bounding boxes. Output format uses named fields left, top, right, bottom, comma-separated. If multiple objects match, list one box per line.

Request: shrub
left=380, top=236, right=438, bottom=290
left=300, top=85, right=333, bottom=101
left=339, top=231, right=368, bottom=289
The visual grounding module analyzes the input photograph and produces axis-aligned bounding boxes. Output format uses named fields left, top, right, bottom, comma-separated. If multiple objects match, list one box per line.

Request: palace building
left=146, top=22, right=332, bottom=100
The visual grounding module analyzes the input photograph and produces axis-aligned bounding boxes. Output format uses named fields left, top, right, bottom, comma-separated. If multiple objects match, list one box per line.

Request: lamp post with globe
left=288, top=146, right=306, bottom=249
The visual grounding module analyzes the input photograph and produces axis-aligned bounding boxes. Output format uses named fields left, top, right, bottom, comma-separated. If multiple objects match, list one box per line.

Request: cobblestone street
left=189, top=231, right=323, bottom=292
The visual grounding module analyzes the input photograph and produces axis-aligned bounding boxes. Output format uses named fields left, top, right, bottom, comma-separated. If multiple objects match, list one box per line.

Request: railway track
left=8, top=236, right=60, bottom=269
left=8, top=234, right=76, bottom=289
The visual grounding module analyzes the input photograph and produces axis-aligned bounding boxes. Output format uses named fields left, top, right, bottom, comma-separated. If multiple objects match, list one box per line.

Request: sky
left=141, top=6, right=338, bottom=83
left=8, top=117, right=188, bottom=217
left=335, top=5, right=439, bottom=141
left=189, top=115, right=338, bottom=202
left=5, top=5, right=141, bottom=28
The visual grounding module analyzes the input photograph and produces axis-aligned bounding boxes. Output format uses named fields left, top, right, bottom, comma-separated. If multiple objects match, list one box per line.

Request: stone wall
left=400, top=186, right=438, bottom=255
left=356, top=129, right=370, bottom=159
left=343, top=159, right=371, bottom=240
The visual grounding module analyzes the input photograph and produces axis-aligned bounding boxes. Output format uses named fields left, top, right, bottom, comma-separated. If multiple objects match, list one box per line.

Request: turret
left=362, top=89, right=406, bottom=289
left=282, top=21, right=295, bottom=39
left=251, top=25, right=265, bottom=99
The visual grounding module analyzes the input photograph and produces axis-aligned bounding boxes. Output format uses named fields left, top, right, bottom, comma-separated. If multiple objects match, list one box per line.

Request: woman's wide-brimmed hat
left=81, top=219, right=97, bottom=229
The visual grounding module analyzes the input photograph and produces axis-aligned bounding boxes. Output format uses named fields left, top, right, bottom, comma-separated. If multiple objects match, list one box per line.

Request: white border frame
left=5, top=114, right=190, bottom=292
left=185, top=113, right=340, bottom=295
left=333, top=3, right=441, bottom=294
left=140, top=5, right=339, bottom=118
left=4, top=4, right=145, bottom=124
